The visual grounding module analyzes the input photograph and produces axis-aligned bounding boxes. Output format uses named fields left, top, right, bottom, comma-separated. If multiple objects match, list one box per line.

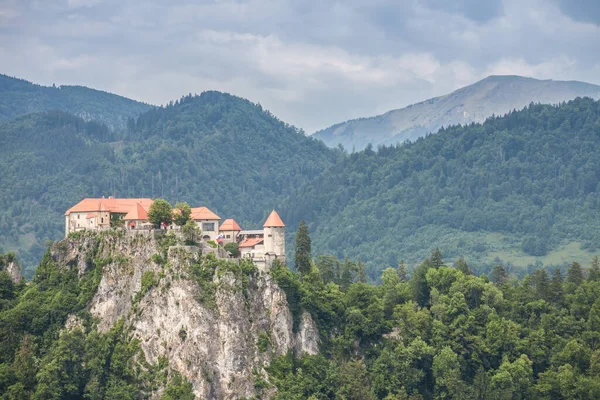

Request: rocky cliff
left=0, top=252, right=23, bottom=283
left=51, top=231, right=319, bottom=399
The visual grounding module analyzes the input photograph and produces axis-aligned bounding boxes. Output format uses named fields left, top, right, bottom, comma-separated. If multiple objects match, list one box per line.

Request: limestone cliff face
left=52, top=232, right=319, bottom=399
left=0, top=257, right=23, bottom=283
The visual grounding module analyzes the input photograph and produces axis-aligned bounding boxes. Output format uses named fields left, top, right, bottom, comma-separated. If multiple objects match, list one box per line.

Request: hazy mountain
left=0, top=92, right=338, bottom=275
left=287, top=98, right=600, bottom=275
left=313, top=75, right=600, bottom=151
left=0, top=74, right=152, bottom=130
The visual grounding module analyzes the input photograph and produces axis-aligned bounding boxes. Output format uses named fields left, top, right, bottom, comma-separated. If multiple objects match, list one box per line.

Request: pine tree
left=567, top=262, right=584, bottom=285
left=294, top=220, right=312, bottom=276
left=551, top=268, right=564, bottom=305
left=431, top=248, right=444, bottom=268
left=455, top=257, right=472, bottom=275
left=357, top=257, right=368, bottom=283
left=491, top=265, right=509, bottom=286
left=589, top=256, right=600, bottom=282
left=397, top=260, right=408, bottom=282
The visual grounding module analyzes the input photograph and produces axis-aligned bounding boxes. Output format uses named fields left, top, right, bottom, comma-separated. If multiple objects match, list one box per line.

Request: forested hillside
left=0, top=93, right=339, bottom=275
left=286, top=98, right=600, bottom=275
left=2, top=241, right=600, bottom=399
left=0, top=74, right=151, bottom=130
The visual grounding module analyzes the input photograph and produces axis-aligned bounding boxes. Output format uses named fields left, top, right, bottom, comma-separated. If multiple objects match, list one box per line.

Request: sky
left=1, top=0, right=600, bottom=133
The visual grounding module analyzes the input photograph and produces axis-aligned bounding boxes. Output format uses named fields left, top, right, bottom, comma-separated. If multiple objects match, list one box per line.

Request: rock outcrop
left=51, top=232, right=319, bottom=399
left=0, top=253, right=23, bottom=283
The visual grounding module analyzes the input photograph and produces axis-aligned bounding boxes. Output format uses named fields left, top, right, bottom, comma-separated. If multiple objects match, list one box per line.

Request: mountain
left=313, top=75, right=600, bottom=151
left=0, top=92, right=339, bottom=275
left=285, top=98, right=600, bottom=276
left=0, top=74, right=152, bottom=130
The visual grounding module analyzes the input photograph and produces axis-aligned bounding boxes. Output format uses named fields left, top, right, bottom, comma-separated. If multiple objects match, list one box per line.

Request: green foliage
left=161, top=371, right=194, bottom=400
left=148, top=199, right=173, bottom=228
left=285, top=98, right=600, bottom=277
left=224, top=242, right=240, bottom=258
left=173, top=202, right=191, bottom=226
left=0, top=74, right=151, bottom=129
left=294, top=220, right=312, bottom=276
left=181, top=219, right=201, bottom=245
left=134, top=271, right=157, bottom=303
left=266, top=252, right=600, bottom=400
left=0, top=91, right=338, bottom=277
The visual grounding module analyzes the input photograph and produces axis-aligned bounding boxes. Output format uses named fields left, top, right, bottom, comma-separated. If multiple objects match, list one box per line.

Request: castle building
left=238, top=210, right=285, bottom=265
left=190, top=207, right=221, bottom=241
left=65, top=197, right=153, bottom=236
left=219, top=219, right=242, bottom=243
left=65, top=198, right=286, bottom=267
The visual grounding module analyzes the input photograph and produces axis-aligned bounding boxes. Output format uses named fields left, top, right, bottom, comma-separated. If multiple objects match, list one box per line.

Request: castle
left=64, top=197, right=285, bottom=264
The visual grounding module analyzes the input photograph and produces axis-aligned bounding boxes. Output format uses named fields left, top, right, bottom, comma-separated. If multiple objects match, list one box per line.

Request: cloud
left=0, top=0, right=599, bottom=132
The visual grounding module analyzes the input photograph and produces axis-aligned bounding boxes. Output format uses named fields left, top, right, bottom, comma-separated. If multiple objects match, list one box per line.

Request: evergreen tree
left=491, top=265, right=509, bottom=286
left=589, top=256, right=600, bottom=282
left=294, top=220, right=312, bottom=276
left=397, top=260, right=408, bottom=282
left=411, top=260, right=431, bottom=307
left=454, top=257, right=472, bottom=275
left=550, top=268, right=564, bottom=305
left=357, top=257, right=368, bottom=283
left=567, top=262, right=584, bottom=285
left=430, top=248, right=444, bottom=268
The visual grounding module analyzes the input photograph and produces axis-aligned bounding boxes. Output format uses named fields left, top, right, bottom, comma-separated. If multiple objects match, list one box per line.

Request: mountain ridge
left=313, top=75, right=600, bottom=151
left=0, top=74, right=152, bottom=130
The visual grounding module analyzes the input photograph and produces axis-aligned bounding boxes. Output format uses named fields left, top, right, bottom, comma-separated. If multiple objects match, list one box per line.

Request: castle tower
left=263, top=210, right=285, bottom=259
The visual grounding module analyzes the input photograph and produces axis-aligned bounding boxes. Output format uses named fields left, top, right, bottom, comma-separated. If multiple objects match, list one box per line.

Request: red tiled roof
left=220, top=218, right=242, bottom=231
left=123, top=203, right=149, bottom=221
left=86, top=213, right=97, bottom=219
left=263, top=210, right=285, bottom=227
left=65, top=198, right=153, bottom=216
left=238, top=237, right=264, bottom=248
left=191, top=206, right=221, bottom=220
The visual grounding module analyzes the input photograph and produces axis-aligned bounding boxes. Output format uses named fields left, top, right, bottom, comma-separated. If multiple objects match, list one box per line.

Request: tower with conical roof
left=263, top=210, right=285, bottom=261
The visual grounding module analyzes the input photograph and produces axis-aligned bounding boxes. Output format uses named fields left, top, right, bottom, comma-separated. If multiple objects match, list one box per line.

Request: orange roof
left=123, top=203, right=149, bottom=221
left=238, top=237, right=264, bottom=248
left=220, top=219, right=242, bottom=231
left=191, top=206, right=221, bottom=220
left=86, top=213, right=97, bottom=219
left=263, top=210, right=285, bottom=227
left=65, top=197, right=153, bottom=216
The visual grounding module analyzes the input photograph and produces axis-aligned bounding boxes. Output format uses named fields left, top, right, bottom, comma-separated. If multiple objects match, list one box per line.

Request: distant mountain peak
left=314, top=75, right=600, bottom=151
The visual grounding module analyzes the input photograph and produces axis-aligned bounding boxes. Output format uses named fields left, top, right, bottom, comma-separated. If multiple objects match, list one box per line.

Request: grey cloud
left=0, top=0, right=599, bottom=133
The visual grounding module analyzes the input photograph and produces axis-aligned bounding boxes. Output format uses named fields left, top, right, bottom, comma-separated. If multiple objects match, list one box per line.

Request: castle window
left=77, top=215, right=80, bottom=220
left=101, top=217, right=104, bottom=223
left=226, top=235, right=231, bottom=239
left=268, top=234, right=272, bottom=237
left=202, top=223, right=215, bottom=231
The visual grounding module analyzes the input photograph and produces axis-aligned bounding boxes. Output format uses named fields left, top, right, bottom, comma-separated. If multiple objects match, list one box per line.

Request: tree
left=567, top=262, right=584, bottom=285
left=491, top=265, right=509, bottom=286
left=589, top=256, right=600, bottom=282
left=316, top=255, right=340, bottom=284
left=173, top=202, right=191, bottom=227
left=411, top=261, right=431, bottom=307
left=454, top=257, right=471, bottom=275
left=181, top=219, right=200, bottom=244
left=224, top=242, right=240, bottom=258
left=397, top=260, right=408, bottom=282
left=147, top=199, right=173, bottom=228
left=433, top=346, right=469, bottom=399
left=294, top=220, right=312, bottom=276
left=430, top=248, right=444, bottom=268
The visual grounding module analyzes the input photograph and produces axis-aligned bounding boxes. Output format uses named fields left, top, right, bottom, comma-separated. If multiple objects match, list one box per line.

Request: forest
left=0, top=229, right=599, bottom=399
left=1, top=88, right=600, bottom=279
left=0, top=92, right=338, bottom=275
left=285, top=98, right=600, bottom=275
